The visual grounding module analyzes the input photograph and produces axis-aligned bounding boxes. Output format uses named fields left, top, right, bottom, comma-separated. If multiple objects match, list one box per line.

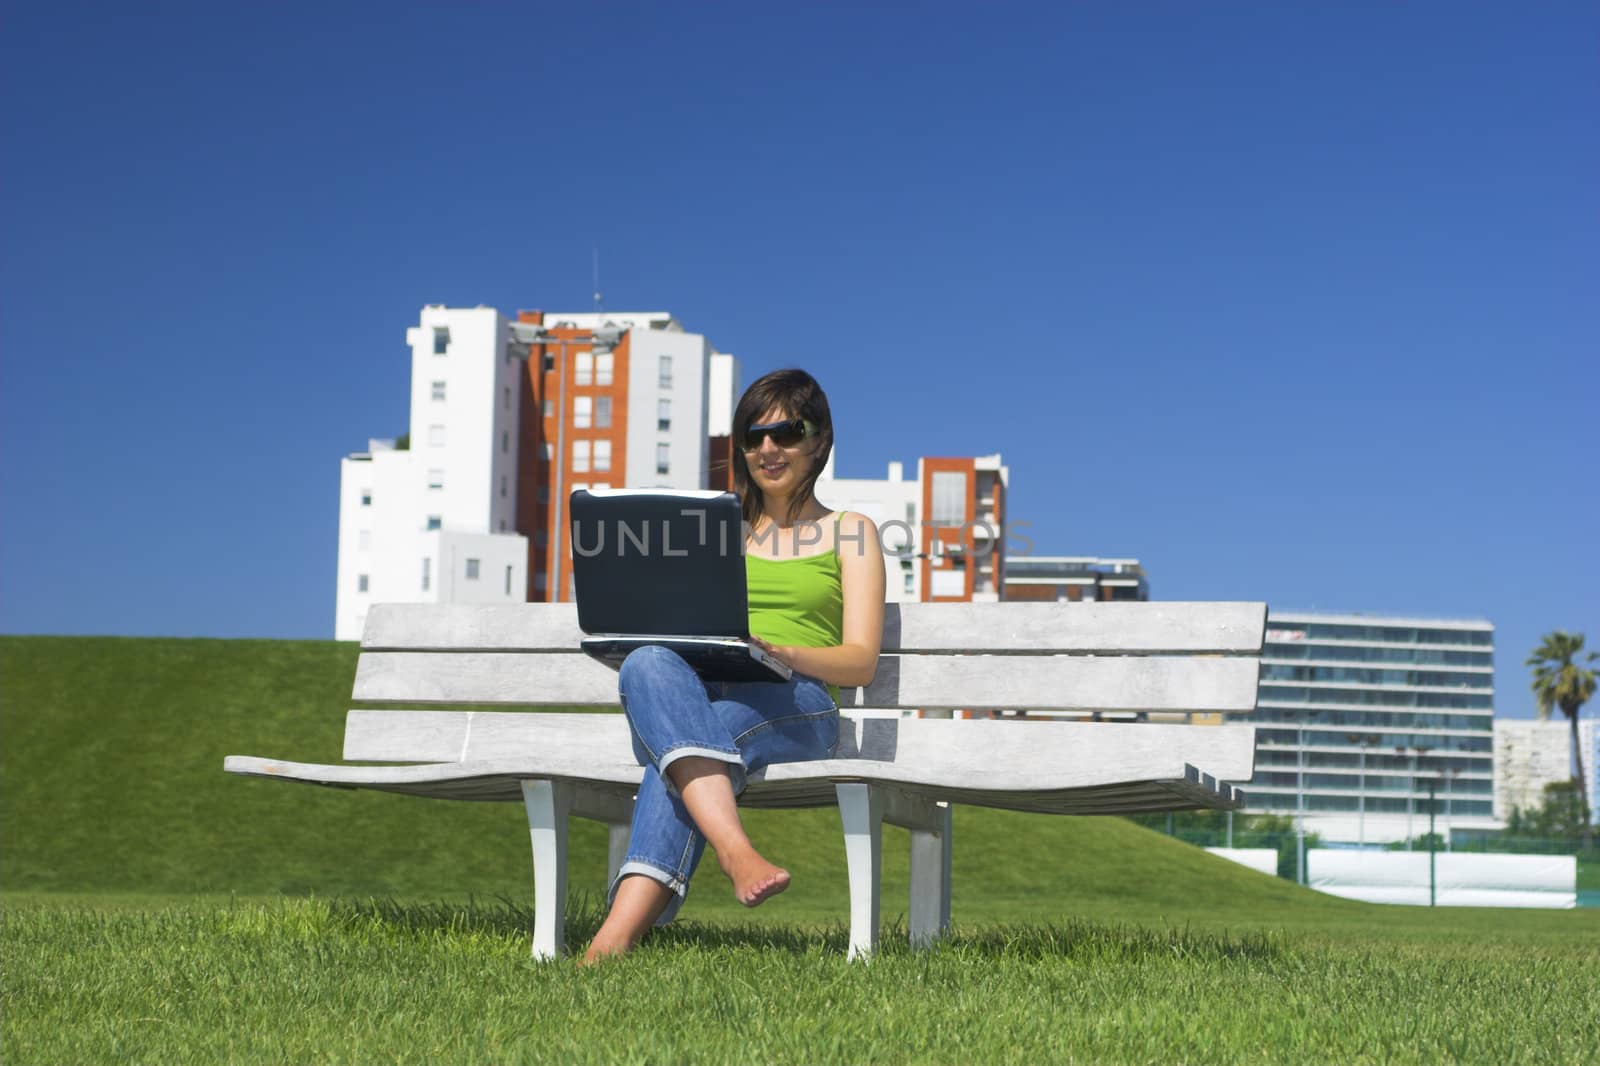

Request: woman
left=581, top=368, right=886, bottom=963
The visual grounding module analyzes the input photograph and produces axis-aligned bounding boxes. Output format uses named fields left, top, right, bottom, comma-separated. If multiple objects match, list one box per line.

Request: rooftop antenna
left=592, top=246, right=603, bottom=314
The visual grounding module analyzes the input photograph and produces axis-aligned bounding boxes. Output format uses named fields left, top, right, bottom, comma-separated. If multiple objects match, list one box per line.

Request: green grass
left=4, top=635, right=1599, bottom=1063
left=5, top=897, right=1596, bottom=1065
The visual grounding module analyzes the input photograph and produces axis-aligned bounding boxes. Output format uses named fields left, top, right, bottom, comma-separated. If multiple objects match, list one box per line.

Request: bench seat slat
left=340, top=711, right=1257, bottom=784
left=352, top=652, right=1262, bottom=713
left=361, top=602, right=1267, bottom=655
left=223, top=755, right=1244, bottom=812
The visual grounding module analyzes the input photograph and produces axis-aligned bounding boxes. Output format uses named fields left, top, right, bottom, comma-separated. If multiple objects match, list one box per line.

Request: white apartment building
left=1495, top=718, right=1599, bottom=824
left=335, top=307, right=528, bottom=641
left=336, top=306, right=738, bottom=636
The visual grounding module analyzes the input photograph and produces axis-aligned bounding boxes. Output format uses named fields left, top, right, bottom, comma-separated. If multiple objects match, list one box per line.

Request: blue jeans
left=610, top=644, right=840, bottom=924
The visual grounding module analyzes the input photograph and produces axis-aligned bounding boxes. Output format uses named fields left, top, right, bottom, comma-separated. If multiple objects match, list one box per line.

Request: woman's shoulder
left=827, top=510, right=883, bottom=557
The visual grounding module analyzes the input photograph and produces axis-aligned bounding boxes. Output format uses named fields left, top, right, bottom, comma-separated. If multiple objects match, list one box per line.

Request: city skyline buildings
left=334, top=304, right=1021, bottom=637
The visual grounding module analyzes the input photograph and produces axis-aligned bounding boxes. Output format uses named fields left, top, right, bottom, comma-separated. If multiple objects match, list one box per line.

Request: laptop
left=570, top=488, right=793, bottom=683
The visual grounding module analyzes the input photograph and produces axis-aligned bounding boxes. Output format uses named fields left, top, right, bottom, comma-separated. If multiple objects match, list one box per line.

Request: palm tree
left=1526, top=631, right=1597, bottom=849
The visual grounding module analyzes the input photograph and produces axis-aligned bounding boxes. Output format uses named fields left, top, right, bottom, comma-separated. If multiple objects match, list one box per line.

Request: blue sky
left=2, top=2, right=1594, bottom=715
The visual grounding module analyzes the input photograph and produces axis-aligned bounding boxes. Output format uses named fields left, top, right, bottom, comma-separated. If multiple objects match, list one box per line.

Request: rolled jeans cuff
left=610, top=859, right=691, bottom=926
left=657, top=744, right=747, bottom=796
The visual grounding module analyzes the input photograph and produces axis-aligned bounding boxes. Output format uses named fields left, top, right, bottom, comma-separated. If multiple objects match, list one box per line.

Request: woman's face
left=745, top=404, right=816, bottom=498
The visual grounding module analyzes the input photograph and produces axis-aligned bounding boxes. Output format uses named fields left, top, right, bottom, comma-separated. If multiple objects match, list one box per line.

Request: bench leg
left=908, top=803, right=952, bottom=950
left=835, top=782, right=883, bottom=961
left=521, top=779, right=572, bottom=960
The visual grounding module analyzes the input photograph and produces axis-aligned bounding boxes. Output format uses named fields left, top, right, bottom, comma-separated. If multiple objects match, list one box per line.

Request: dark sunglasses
left=739, top=418, right=816, bottom=451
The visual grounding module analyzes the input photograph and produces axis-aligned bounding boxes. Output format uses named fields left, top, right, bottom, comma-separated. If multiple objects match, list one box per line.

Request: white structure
left=1245, top=612, right=1497, bottom=844
left=816, top=458, right=924, bottom=603
left=1307, top=849, right=1576, bottom=909
left=335, top=307, right=528, bottom=640
left=1205, top=848, right=1279, bottom=877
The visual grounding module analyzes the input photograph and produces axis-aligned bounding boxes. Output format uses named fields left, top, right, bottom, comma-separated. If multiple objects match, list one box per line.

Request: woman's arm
left=755, top=512, right=885, bottom=688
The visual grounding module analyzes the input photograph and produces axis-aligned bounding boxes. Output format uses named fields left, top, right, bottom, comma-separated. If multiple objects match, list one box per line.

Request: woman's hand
left=749, top=635, right=793, bottom=668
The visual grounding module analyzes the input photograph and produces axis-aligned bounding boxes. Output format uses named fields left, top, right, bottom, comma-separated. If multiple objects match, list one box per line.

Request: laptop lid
left=569, top=489, right=749, bottom=639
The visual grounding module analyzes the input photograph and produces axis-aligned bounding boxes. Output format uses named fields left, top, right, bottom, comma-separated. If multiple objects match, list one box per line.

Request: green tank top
left=746, top=513, right=845, bottom=702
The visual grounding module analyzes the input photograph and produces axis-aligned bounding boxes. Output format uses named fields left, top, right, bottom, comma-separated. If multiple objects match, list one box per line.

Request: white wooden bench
left=226, top=601, right=1263, bottom=959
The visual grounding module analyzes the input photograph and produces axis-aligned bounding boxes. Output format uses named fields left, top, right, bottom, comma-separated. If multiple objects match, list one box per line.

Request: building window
left=542, top=352, right=554, bottom=373
left=500, top=474, right=507, bottom=498
left=657, top=443, right=671, bottom=475
left=358, top=574, right=369, bottom=593
left=592, top=481, right=611, bottom=491
left=931, top=568, right=965, bottom=598
left=904, top=571, right=915, bottom=595
left=503, top=386, right=510, bottom=411
left=428, top=469, right=444, bottom=490
left=544, top=442, right=554, bottom=460
left=543, top=398, right=554, bottom=417
left=360, top=490, right=372, bottom=506
left=501, top=430, right=509, bottom=454
left=426, top=515, right=441, bottom=530
left=931, top=471, right=967, bottom=526
left=571, top=482, right=589, bottom=493
left=466, top=558, right=480, bottom=580
left=358, top=529, right=371, bottom=550
left=658, top=398, right=671, bottom=432
left=433, top=327, right=450, bottom=355
left=505, top=565, right=514, bottom=596
left=573, top=440, right=591, bottom=473
left=428, top=424, right=446, bottom=447
left=596, top=397, right=612, bottom=428
left=658, top=354, right=672, bottom=388
left=596, top=353, right=614, bottom=386
left=593, top=439, right=611, bottom=471
left=575, top=351, right=593, bottom=386
left=574, top=397, right=592, bottom=428
left=431, top=380, right=446, bottom=402
left=422, top=557, right=432, bottom=591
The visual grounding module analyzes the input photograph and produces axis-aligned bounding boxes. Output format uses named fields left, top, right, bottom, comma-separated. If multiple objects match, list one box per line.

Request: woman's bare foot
left=578, top=933, right=633, bottom=966
left=720, top=850, right=791, bottom=907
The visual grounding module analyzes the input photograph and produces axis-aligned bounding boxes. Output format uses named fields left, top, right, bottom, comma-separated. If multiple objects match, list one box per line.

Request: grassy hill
left=7, top=636, right=1599, bottom=1064
left=0, top=635, right=1585, bottom=941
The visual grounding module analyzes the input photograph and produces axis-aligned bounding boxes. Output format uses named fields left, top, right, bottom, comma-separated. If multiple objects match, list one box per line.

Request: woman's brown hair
left=730, top=368, right=834, bottom=530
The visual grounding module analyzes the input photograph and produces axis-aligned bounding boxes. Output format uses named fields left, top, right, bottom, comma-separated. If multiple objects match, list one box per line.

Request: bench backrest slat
left=351, top=651, right=1261, bottom=713
left=361, top=602, right=1266, bottom=655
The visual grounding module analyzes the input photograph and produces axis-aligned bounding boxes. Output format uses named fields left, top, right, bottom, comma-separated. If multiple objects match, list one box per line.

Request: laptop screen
left=569, top=489, right=749, bottom=639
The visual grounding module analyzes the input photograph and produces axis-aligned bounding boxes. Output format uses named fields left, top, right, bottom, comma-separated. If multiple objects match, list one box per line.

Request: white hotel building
left=1244, top=611, right=1498, bottom=844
